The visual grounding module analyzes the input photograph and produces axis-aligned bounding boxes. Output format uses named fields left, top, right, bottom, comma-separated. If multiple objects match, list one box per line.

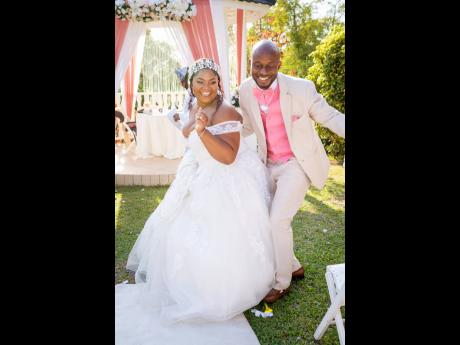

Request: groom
left=239, top=40, right=345, bottom=303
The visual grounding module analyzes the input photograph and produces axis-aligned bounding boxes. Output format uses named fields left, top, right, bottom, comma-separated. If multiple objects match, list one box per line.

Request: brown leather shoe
left=263, top=288, right=290, bottom=303
left=292, top=266, right=305, bottom=281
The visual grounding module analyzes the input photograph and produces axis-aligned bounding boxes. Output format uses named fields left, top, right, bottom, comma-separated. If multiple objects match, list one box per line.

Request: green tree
left=313, top=0, right=345, bottom=30
left=307, top=24, right=345, bottom=163
left=278, top=0, right=330, bottom=77
left=246, top=0, right=329, bottom=78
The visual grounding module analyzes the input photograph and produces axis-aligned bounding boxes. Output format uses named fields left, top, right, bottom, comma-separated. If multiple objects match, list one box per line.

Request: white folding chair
left=314, top=263, right=345, bottom=345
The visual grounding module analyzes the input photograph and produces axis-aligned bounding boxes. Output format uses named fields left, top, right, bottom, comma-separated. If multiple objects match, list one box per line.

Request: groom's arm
left=238, top=85, right=255, bottom=138
left=305, top=80, right=345, bottom=138
left=240, top=106, right=255, bottom=138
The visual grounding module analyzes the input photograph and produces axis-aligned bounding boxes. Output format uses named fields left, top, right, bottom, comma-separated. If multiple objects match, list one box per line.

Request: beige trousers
left=267, top=158, right=311, bottom=290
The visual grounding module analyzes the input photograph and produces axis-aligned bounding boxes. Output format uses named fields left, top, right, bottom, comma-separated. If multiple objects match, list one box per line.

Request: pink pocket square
left=291, top=115, right=301, bottom=122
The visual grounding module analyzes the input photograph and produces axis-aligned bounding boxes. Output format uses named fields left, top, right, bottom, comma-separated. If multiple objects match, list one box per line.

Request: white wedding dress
left=115, top=120, right=275, bottom=345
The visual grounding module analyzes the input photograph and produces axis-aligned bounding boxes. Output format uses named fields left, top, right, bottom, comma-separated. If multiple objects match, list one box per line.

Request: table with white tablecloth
left=135, top=112, right=186, bottom=159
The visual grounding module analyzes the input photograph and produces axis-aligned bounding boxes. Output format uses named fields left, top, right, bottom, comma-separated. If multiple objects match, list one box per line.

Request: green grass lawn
left=115, top=163, right=344, bottom=345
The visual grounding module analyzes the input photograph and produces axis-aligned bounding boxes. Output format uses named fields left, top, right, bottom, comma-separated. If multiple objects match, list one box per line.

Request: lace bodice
left=206, top=120, right=242, bottom=135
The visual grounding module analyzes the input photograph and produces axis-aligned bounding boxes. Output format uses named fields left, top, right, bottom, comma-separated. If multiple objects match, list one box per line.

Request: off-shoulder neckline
left=208, top=120, right=242, bottom=128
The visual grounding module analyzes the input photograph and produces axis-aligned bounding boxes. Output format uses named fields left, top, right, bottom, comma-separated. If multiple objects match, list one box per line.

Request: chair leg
left=313, top=271, right=338, bottom=340
left=325, top=271, right=345, bottom=345
left=314, top=287, right=345, bottom=342
left=337, top=314, right=345, bottom=345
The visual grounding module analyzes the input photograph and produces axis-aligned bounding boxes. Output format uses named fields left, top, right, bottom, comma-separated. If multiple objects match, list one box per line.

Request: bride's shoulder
left=212, top=100, right=242, bottom=125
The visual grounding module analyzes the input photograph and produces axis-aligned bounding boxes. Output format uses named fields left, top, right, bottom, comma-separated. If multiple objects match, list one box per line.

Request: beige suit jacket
left=239, top=72, right=345, bottom=189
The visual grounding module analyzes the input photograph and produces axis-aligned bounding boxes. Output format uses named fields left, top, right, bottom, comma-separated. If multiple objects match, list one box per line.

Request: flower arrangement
left=231, top=90, right=240, bottom=108
left=115, top=0, right=197, bottom=23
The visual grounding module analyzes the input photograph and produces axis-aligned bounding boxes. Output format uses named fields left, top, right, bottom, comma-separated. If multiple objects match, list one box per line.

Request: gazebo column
left=236, top=9, right=248, bottom=85
left=209, top=0, right=231, bottom=100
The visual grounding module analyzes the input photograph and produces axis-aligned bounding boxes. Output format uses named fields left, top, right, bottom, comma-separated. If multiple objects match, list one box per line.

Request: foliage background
left=307, top=25, right=345, bottom=163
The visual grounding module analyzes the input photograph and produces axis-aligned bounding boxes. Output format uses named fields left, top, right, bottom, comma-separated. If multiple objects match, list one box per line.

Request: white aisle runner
left=116, top=283, right=260, bottom=345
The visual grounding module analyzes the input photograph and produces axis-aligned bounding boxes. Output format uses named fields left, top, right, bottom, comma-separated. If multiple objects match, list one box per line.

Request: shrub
left=307, top=25, right=345, bottom=163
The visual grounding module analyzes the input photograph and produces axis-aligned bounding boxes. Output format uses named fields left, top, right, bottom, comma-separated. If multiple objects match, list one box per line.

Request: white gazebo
left=115, top=0, right=276, bottom=186
left=115, top=0, right=276, bottom=120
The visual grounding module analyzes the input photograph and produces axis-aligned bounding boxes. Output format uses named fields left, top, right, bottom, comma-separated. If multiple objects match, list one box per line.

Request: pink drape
left=181, top=0, right=219, bottom=64
left=236, top=9, right=244, bottom=85
left=123, top=54, right=136, bottom=120
left=115, top=18, right=129, bottom=68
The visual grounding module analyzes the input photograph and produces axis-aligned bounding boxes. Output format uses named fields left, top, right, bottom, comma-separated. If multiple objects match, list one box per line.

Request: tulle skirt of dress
left=116, top=148, right=275, bottom=344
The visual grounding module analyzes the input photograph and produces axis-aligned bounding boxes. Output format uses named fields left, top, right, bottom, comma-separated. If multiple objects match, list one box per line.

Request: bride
left=115, top=58, right=275, bottom=344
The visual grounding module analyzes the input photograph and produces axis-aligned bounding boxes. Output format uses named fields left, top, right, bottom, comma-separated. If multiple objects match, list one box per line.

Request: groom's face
left=251, top=50, right=281, bottom=89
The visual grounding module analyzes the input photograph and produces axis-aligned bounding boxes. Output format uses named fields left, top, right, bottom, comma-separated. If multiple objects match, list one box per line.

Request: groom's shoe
left=263, top=288, right=290, bottom=303
left=292, top=266, right=305, bottom=281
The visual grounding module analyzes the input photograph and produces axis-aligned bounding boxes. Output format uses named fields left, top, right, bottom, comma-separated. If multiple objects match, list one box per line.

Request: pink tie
left=252, top=87, right=274, bottom=100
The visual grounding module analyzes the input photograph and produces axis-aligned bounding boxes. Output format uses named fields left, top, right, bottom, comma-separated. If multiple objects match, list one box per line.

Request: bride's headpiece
left=189, top=58, right=220, bottom=77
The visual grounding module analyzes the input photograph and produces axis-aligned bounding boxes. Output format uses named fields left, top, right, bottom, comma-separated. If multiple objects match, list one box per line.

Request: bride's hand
left=195, top=108, right=208, bottom=135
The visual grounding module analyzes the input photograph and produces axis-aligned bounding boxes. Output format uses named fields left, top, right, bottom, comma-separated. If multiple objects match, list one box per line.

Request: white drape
left=115, top=22, right=148, bottom=92
left=240, top=10, right=248, bottom=82
left=209, top=0, right=231, bottom=100
left=159, top=20, right=195, bottom=67
left=121, top=32, right=146, bottom=116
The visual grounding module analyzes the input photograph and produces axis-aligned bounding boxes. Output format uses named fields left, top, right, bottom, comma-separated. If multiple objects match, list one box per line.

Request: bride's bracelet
left=198, top=129, right=207, bottom=138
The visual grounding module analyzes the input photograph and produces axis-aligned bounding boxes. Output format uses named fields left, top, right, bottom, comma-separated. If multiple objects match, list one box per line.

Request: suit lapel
left=278, top=73, right=292, bottom=143
left=251, top=97, right=265, bottom=137
left=245, top=80, right=266, bottom=141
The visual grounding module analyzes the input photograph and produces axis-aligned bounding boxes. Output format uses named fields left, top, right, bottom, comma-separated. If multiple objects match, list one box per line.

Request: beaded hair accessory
left=189, top=58, right=220, bottom=76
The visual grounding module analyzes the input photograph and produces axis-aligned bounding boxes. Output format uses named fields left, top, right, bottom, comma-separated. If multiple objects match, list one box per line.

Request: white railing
left=116, top=91, right=188, bottom=111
